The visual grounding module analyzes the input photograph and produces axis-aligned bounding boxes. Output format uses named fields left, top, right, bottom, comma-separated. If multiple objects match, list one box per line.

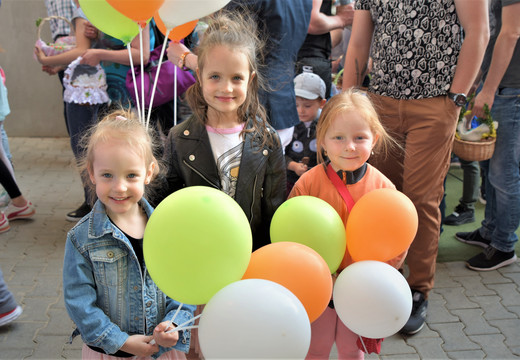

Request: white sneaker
left=5, top=201, right=35, bottom=221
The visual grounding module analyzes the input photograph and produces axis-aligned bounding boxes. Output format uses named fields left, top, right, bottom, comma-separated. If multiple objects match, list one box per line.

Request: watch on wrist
left=447, top=92, right=467, bottom=107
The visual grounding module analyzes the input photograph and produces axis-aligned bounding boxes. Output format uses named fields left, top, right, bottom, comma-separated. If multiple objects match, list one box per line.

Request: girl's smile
left=322, top=112, right=378, bottom=172
left=198, top=44, right=252, bottom=125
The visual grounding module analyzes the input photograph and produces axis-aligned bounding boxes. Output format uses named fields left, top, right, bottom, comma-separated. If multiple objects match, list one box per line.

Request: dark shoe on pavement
left=0, top=305, right=22, bottom=327
left=400, top=290, right=428, bottom=335
left=66, top=202, right=91, bottom=222
left=443, top=204, right=475, bottom=226
left=455, top=229, right=491, bottom=248
left=466, top=246, right=517, bottom=271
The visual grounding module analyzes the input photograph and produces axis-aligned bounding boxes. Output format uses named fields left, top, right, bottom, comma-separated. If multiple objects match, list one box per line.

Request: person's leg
left=444, top=159, right=479, bottom=225
left=466, top=88, right=520, bottom=270
left=0, top=267, right=17, bottom=314
left=370, top=94, right=457, bottom=334
left=305, top=307, right=337, bottom=359
left=0, top=266, right=22, bottom=327
left=335, top=312, right=364, bottom=360
left=65, top=103, right=100, bottom=220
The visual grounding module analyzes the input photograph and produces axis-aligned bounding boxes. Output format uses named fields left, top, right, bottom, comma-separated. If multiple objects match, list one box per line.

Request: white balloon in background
left=158, top=0, right=231, bottom=29
left=198, top=279, right=311, bottom=359
left=333, top=261, right=412, bottom=339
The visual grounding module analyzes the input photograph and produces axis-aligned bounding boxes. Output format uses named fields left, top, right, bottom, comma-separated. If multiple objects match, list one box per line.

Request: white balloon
left=158, top=0, right=231, bottom=29
left=333, top=261, right=412, bottom=339
left=198, top=279, right=311, bottom=359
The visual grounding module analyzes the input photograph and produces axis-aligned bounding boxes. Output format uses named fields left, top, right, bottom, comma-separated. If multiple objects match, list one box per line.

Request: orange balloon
left=242, top=242, right=332, bottom=323
left=154, top=14, right=198, bottom=42
left=346, top=188, right=418, bottom=262
left=107, top=0, right=165, bottom=22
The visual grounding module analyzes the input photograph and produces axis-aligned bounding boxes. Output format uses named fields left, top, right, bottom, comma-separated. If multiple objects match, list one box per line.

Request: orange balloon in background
left=107, top=0, right=165, bottom=22
left=346, top=188, right=418, bottom=262
left=154, top=15, right=198, bottom=42
left=242, top=242, right=332, bottom=323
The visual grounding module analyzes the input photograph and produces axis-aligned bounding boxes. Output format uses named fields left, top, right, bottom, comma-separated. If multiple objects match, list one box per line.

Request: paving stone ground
left=0, top=137, right=519, bottom=360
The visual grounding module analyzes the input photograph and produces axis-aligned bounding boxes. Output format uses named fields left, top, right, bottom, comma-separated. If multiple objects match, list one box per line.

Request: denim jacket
left=63, top=199, right=195, bottom=358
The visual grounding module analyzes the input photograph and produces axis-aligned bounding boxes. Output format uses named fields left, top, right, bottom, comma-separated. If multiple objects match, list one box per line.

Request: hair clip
left=115, top=115, right=127, bottom=121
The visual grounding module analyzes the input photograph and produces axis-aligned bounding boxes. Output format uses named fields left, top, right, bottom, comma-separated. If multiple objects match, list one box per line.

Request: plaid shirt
left=44, top=0, right=73, bottom=40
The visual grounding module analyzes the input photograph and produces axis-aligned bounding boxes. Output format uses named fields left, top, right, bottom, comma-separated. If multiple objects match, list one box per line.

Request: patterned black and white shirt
left=357, top=0, right=463, bottom=99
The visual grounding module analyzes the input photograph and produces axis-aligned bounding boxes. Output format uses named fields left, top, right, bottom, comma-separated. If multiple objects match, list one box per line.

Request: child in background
left=62, top=110, right=194, bottom=359
left=159, top=11, right=286, bottom=251
left=289, top=90, right=407, bottom=359
left=285, top=71, right=326, bottom=196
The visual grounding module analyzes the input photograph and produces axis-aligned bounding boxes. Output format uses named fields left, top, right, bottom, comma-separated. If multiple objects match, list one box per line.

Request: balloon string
left=146, top=28, right=171, bottom=129
left=127, top=44, right=142, bottom=123
left=169, top=302, right=183, bottom=327
left=139, top=27, right=145, bottom=125
left=165, top=314, right=202, bottom=335
left=358, top=335, right=368, bottom=354
left=168, top=325, right=199, bottom=333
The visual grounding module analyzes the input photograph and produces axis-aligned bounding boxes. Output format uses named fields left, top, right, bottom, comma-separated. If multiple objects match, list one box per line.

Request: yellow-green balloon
left=144, top=186, right=252, bottom=305
left=270, top=196, right=346, bottom=273
left=79, top=0, right=140, bottom=45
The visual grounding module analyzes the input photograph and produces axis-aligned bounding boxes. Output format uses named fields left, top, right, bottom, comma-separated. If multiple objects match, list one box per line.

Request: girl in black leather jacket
left=158, top=11, right=286, bottom=250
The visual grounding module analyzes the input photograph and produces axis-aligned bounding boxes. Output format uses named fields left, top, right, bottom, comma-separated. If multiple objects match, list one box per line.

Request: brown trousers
left=368, top=93, right=459, bottom=297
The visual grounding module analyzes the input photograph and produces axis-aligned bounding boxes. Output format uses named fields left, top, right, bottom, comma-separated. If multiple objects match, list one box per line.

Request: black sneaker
left=66, top=202, right=91, bottom=222
left=443, top=204, right=475, bottom=226
left=400, top=290, right=428, bottom=335
left=466, top=246, right=518, bottom=271
left=455, top=229, right=491, bottom=248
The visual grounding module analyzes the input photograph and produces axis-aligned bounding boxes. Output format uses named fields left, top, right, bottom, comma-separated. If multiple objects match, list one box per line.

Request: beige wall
left=0, top=0, right=68, bottom=137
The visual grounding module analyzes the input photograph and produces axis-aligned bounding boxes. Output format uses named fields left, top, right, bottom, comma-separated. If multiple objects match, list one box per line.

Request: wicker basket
left=452, top=137, right=496, bottom=161
left=35, top=16, right=75, bottom=56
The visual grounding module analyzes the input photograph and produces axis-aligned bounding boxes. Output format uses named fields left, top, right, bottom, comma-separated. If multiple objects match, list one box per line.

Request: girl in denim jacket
left=63, top=110, right=194, bottom=359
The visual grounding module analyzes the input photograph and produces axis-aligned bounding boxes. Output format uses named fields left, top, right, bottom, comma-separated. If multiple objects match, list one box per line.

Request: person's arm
left=80, top=24, right=151, bottom=67
left=471, top=1, right=520, bottom=118
left=448, top=0, right=490, bottom=97
left=34, top=17, right=91, bottom=66
left=342, top=10, right=374, bottom=89
left=307, top=0, right=353, bottom=35
left=167, top=41, right=197, bottom=71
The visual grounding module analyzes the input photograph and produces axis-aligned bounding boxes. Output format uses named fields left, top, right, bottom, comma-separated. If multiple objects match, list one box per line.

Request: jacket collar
left=88, top=198, right=154, bottom=239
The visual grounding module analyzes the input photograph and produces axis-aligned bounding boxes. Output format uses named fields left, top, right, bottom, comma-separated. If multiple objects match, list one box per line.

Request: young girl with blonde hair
left=63, top=110, right=194, bottom=359
left=289, top=89, right=407, bottom=359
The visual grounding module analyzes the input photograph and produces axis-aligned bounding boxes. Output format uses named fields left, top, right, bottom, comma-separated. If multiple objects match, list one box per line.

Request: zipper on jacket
left=249, top=175, right=258, bottom=225
left=183, top=160, right=220, bottom=189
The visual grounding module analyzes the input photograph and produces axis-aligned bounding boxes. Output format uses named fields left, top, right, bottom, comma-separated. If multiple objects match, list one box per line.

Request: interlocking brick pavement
left=0, top=137, right=518, bottom=360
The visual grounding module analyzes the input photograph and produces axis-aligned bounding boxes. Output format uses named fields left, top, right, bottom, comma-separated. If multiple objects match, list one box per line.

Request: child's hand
left=41, top=65, right=65, bottom=75
left=153, top=321, right=180, bottom=348
left=294, top=162, right=308, bottom=176
left=84, top=22, right=99, bottom=41
left=80, top=49, right=101, bottom=67
left=34, top=46, right=46, bottom=64
left=120, top=334, right=158, bottom=357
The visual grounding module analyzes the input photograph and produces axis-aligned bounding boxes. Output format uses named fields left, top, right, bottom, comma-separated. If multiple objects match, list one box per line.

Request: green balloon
left=79, top=0, right=140, bottom=45
left=270, top=196, right=346, bottom=273
left=144, top=187, right=253, bottom=305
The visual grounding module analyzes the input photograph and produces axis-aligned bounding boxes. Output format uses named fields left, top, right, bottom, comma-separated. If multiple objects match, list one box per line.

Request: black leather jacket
left=158, top=116, right=286, bottom=250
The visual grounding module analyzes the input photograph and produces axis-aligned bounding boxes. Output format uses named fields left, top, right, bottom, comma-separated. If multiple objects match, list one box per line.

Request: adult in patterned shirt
left=343, top=0, right=489, bottom=335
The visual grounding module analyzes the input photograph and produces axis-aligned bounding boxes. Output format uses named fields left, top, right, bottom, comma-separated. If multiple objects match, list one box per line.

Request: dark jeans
left=66, top=102, right=102, bottom=204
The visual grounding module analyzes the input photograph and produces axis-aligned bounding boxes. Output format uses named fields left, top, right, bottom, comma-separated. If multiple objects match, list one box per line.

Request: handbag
left=125, top=43, right=196, bottom=109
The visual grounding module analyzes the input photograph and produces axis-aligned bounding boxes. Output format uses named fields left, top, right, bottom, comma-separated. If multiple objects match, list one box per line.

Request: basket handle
left=37, top=15, right=74, bottom=40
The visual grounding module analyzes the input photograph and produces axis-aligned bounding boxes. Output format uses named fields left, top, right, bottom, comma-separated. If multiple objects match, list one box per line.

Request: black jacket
left=158, top=116, right=287, bottom=250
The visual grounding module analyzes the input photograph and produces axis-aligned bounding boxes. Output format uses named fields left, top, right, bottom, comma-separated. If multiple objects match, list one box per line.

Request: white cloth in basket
left=63, top=57, right=109, bottom=105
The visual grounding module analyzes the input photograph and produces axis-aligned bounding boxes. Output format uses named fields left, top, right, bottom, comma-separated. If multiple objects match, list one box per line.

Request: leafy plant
left=36, top=18, right=42, bottom=28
